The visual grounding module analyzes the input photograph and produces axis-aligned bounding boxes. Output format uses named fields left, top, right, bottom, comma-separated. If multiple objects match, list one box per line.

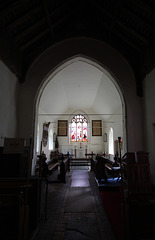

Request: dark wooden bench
left=0, top=147, right=30, bottom=178
left=46, top=158, right=59, bottom=175
left=95, top=154, right=121, bottom=182
left=35, top=152, right=69, bottom=181
left=105, top=162, right=113, bottom=171
left=0, top=177, right=41, bottom=239
left=95, top=155, right=108, bottom=182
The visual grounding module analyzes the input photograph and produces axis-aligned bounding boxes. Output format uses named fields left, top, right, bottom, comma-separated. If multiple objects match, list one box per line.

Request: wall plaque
left=92, top=120, right=102, bottom=136
left=58, top=120, right=68, bottom=136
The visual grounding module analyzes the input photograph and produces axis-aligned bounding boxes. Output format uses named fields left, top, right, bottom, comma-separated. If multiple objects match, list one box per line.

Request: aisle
left=64, top=170, right=101, bottom=240
left=31, top=170, right=116, bottom=240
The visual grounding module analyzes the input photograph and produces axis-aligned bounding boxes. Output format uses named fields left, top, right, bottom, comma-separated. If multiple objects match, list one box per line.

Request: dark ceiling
left=0, top=0, right=155, bottom=96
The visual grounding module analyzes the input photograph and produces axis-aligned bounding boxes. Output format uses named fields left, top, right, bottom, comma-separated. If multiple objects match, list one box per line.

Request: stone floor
left=30, top=169, right=117, bottom=240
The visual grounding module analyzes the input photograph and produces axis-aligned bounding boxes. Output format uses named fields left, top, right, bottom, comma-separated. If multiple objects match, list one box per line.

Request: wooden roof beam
left=7, top=0, right=69, bottom=30
left=15, top=18, right=46, bottom=42
left=93, top=1, right=154, bottom=34
left=113, top=29, right=142, bottom=53
left=92, top=1, right=112, bottom=20
left=122, top=6, right=154, bottom=33
left=108, top=0, right=123, bottom=39
left=41, top=0, right=54, bottom=39
left=14, top=0, right=72, bottom=41
left=134, top=0, right=155, bottom=16
left=7, top=5, right=41, bottom=30
left=19, top=14, right=71, bottom=51
left=0, top=0, right=29, bottom=18
left=20, top=29, right=48, bottom=51
left=93, top=1, right=150, bottom=43
left=92, top=0, right=148, bottom=44
left=117, top=21, right=147, bottom=44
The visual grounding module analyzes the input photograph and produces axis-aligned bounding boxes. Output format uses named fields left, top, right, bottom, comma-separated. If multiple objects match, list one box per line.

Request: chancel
left=0, top=1, right=155, bottom=240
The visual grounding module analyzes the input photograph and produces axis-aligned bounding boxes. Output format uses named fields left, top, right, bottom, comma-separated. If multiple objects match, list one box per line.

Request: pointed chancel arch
left=33, top=55, right=126, bottom=174
left=19, top=38, right=145, bottom=175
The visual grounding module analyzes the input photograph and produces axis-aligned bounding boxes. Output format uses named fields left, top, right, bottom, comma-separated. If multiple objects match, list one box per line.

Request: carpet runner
left=64, top=170, right=101, bottom=240
left=65, top=188, right=94, bottom=213
left=65, top=170, right=94, bottom=213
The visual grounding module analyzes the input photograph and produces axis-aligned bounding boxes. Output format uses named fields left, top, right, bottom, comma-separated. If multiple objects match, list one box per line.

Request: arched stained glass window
left=71, top=115, right=88, bottom=142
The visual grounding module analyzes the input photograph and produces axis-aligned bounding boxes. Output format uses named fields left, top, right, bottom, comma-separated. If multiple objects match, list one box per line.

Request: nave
left=31, top=169, right=116, bottom=240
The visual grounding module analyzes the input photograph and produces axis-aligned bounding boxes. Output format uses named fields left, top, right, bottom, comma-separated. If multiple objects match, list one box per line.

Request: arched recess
left=32, top=55, right=126, bottom=174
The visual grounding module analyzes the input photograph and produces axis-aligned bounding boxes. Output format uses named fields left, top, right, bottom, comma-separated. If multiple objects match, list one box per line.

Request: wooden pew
left=0, top=147, right=30, bottom=178
left=35, top=152, right=70, bottom=183
left=46, top=159, right=58, bottom=174
left=0, top=177, right=41, bottom=240
left=95, top=155, right=110, bottom=182
left=35, top=153, right=59, bottom=177
left=95, top=154, right=122, bottom=182
left=122, top=152, right=152, bottom=199
left=122, top=152, right=155, bottom=239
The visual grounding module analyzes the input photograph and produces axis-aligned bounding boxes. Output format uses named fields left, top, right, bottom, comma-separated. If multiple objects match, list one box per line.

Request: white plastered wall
left=0, top=60, right=18, bottom=145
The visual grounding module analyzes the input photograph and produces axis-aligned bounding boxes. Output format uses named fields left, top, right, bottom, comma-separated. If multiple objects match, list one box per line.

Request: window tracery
left=71, top=114, right=88, bottom=142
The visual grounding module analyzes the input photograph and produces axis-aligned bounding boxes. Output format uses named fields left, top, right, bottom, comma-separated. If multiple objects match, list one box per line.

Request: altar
left=75, top=148, right=85, bottom=158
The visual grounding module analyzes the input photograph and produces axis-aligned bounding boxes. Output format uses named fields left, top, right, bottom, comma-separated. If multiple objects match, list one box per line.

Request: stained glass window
left=71, top=115, right=88, bottom=142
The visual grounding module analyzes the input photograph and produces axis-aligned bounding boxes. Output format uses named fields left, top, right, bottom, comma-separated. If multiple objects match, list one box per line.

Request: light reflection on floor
left=71, top=170, right=90, bottom=187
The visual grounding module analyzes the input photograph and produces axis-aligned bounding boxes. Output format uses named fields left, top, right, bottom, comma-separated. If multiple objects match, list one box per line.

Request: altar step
left=69, top=158, right=92, bottom=170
